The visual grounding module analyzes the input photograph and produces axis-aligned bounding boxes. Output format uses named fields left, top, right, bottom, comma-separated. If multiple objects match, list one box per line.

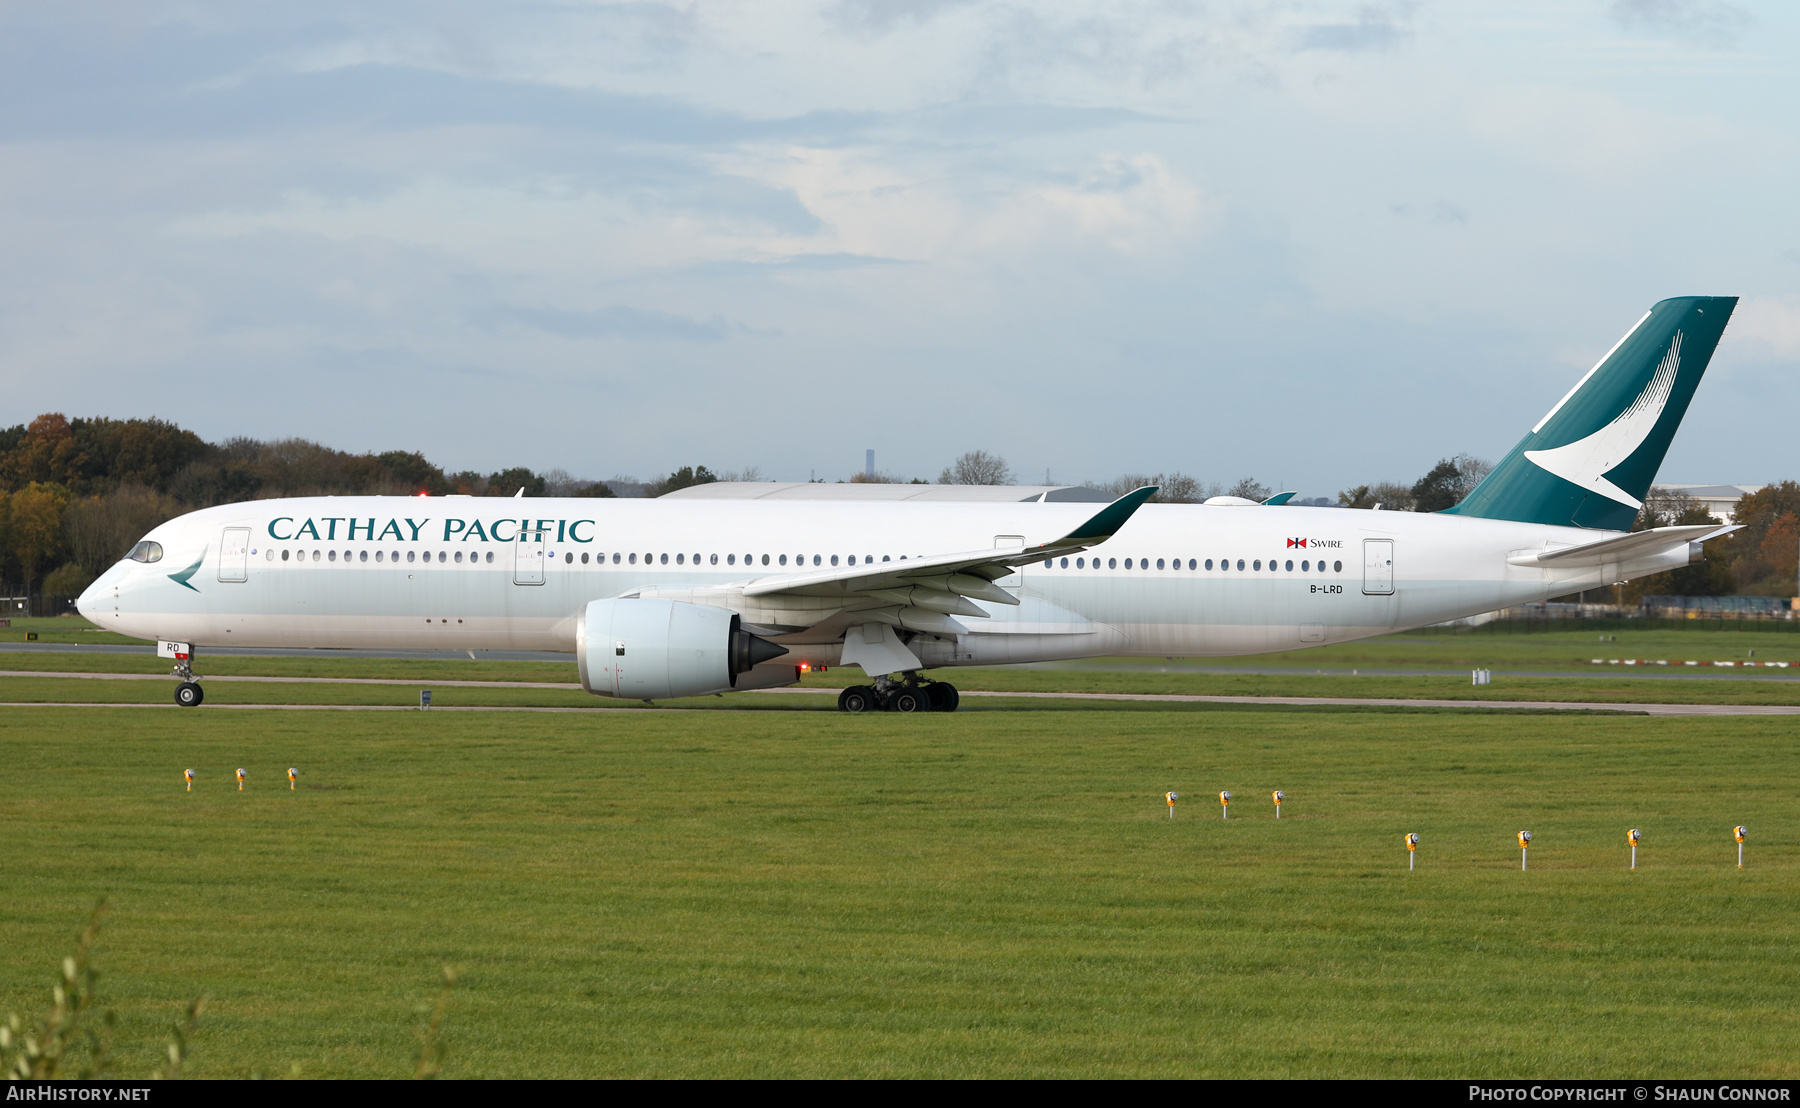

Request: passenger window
left=728, top=554, right=736, bottom=565
left=762, top=554, right=770, bottom=566
left=813, top=554, right=821, bottom=566
left=1301, top=560, right=1309, bottom=571
left=359, top=550, right=368, bottom=562
left=1285, top=560, right=1293, bottom=571
left=580, top=552, right=588, bottom=564
left=1060, top=558, right=1068, bottom=568
left=710, top=554, right=718, bottom=565
left=406, top=550, right=415, bottom=563
left=630, top=553, right=638, bottom=564
left=1204, top=559, right=1212, bottom=570
left=1124, top=558, right=1133, bottom=569
left=314, top=550, right=322, bottom=562
left=454, top=551, right=463, bottom=563
left=830, top=555, right=839, bottom=566
left=1108, top=558, right=1116, bottom=569
left=1188, top=559, right=1196, bottom=570
left=661, top=553, right=668, bottom=565
left=676, top=553, right=684, bottom=565
left=1076, top=557, right=1084, bottom=568
left=281, top=549, right=290, bottom=562
left=565, top=552, right=574, bottom=564
left=1254, top=560, right=1261, bottom=570
left=1236, top=559, right=1244, bottom=571
left=779, top=555, right=788, bottom=566
left=1157, top=559, right=1165, bottom=570
left=1334, top=560, right=1343, bottom=572
left=487, top=551, right=495, bottom=564
left=882, top=555, right=890, bottom=562
left=329, top=550, right=337, bottom=562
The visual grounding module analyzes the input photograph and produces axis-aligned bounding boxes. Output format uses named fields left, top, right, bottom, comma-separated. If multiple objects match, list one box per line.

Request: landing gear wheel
left=888, top=687, right=931, bottom=713
left=928, top=683, right=960, bottom=712
left=175, top=681, right=204, bottom=707
left=838, top=685, right=877, bottom=714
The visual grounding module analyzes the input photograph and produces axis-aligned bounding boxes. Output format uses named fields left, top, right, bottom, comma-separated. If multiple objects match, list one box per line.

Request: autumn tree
left=8, top=483, right=70, bottom=591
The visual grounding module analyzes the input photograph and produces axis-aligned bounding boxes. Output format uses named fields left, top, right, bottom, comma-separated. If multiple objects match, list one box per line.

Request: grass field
left=2, top=703, right=1794, bottom=1078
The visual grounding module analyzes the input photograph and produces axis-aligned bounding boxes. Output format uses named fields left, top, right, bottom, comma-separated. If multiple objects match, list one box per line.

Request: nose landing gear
left=168, top=646, right=204, bottom=707
left=837, top=673, right=959, bottom=713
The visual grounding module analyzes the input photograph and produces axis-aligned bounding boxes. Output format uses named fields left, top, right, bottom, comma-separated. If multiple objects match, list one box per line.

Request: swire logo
left=1287, top=537, right=1307, bottom=548
left=1286, top=538, right=1343, bottom=549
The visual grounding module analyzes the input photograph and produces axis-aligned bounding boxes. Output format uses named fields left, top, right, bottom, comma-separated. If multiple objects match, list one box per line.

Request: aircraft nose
left=75, top=578, right=103, bottom=622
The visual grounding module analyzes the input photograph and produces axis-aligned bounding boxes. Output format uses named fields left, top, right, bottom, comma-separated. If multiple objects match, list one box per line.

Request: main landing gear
left=171, top=650, right=204, bottom=707
left=837, top=673, right=959, bottom=714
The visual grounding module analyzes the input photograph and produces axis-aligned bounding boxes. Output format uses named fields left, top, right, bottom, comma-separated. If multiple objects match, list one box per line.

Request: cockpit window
left=126, top=540, right=163, bottom=564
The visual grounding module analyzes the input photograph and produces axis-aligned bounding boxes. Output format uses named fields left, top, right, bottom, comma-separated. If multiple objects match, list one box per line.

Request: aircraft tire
left=838, top=686, right=877, bottom=714
left=888, top=687, right=931, bottom=713
left=929, top=683, right=959, bottom=712
left=175, top=681, right=204, bottom=707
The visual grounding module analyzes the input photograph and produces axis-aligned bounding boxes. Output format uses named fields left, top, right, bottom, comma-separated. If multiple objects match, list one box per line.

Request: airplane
left=79, top=295, right=1739, bottom=712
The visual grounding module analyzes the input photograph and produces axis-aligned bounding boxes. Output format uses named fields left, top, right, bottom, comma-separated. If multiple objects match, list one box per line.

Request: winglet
left=1049, top=486, right=1157, bottom=547
left=1262, top=491, right=1297, bottom=505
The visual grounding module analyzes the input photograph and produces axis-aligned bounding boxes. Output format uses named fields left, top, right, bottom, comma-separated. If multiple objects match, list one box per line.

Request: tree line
left=0, top=413, right=615, bottom=599
left=3, top=417, right=1791, bottom=602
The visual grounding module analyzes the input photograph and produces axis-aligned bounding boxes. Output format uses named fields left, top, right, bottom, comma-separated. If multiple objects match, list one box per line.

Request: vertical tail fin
left=1445, top=295, right=1736, bottom=530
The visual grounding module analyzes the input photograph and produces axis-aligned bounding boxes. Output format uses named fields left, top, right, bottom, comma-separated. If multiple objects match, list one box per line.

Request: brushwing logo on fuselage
left=168, top=548, right=206, bottom=592
left=1522, top=331, right=1682, bottom=509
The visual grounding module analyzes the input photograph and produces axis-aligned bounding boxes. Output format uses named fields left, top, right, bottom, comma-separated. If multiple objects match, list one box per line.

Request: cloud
left=1389, top=200, right=1469, bottom=226
left=1608, top=0, right=1749, bottom=47
left=829, top=0, right=977, bottom=36
left=1729, top=295, right=1800, bottom=358
left=473, top=303, right=744, bottom=342
left=1294, top=4, right=1416, bottom=53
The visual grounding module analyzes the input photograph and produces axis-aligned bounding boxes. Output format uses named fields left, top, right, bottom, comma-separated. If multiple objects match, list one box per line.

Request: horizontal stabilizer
left=1506, top=524, right=1735, bottom=567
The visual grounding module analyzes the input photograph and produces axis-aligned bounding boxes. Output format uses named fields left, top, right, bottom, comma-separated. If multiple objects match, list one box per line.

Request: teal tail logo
left=1446, top=296, right=1736, bottom=531
left=168, top=549, right=206, bottom=592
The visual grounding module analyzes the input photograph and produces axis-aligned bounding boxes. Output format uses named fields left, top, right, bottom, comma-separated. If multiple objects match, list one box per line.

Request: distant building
left=1655, top=484, right=1763, bottom=524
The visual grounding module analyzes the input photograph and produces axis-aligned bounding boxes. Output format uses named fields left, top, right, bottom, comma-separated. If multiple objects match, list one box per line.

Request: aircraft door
left=514, top=526, right=546, bottom=585
left=1362, top=538, right=1394, bottom=596
left=994, top=535, right=1025, bottom=593
left=218, top=527, right=250, bottom=583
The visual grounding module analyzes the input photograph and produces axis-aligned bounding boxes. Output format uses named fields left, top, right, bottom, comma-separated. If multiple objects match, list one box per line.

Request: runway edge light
left=1518, top=830, right=1532, bottom=871
left=236, top=768, right=247, bottom=792
left=1272, top=790, right=1284, bottom=819
left=288, top=767, right=299, bottom=791
left=1219, top=791, right=1231, bottom=821
left=1735, top=826, right=1747, bottom=868
left=1628, top=828, right=1641, bottom=870
left=1406, top=832, right=1419, bottom=870
left=1165, top=792, right=1178, bottom=819
left=184, top=768, right=194, bottom=793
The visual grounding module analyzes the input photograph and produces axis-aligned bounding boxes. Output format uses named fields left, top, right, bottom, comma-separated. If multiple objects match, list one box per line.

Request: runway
left=5, top=671, right=1797, bottom=715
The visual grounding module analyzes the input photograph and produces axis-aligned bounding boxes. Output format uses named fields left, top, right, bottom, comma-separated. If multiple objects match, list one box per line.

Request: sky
left=1, top=1, right=1797, bottom=497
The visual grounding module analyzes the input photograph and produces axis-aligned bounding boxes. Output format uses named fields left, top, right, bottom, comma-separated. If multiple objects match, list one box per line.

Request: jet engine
left=576, top=598, right=787, bottom=700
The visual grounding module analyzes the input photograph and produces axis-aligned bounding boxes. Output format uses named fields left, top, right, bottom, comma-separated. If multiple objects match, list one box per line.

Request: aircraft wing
left=1506, top=524, right=1737, bottom=567
left=740, top=486, right=1158, bottom=604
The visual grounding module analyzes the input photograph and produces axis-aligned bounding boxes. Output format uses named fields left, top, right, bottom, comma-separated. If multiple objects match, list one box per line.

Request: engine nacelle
left=576, top=599, right=786, bottom=700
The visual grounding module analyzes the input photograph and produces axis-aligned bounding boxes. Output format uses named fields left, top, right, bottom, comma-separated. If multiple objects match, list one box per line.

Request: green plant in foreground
left=413, top=965, right=459, bottom=1080
left=2, top=900, right=205, bottom=1080
left=2, top=901, right=114, bottom=1078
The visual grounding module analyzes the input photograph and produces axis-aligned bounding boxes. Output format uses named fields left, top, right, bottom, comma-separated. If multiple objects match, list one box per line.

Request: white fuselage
left=79, top=495, right=1672, bottom=669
